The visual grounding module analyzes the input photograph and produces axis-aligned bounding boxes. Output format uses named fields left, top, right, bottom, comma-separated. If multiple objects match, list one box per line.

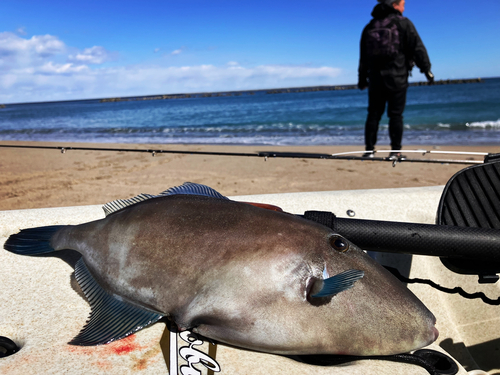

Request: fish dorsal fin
left=103, top=193, right=157, bottom=216
left=69, top=258, right=164, bottom=346
left=102, top=182, right=228, bottom=216
left=159, top=182, right=229, bottom=200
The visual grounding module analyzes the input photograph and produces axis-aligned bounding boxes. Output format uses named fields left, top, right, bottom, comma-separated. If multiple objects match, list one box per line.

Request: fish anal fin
left=311, top=269, right=364, bottom=299
left=70, top=258, right=164, bottom=346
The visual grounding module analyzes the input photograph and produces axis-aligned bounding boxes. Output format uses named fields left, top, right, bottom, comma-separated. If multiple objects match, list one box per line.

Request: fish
left=4, top=182, right=438, bottom=356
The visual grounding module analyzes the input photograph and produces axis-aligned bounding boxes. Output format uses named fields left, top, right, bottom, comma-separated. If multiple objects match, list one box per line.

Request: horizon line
left=2, top=76, right=496, bottom=107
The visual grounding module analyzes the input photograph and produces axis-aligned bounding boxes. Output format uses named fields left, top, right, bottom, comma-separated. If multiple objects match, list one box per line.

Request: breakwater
left=99, top=78, right=483, bottom=103
left=0, top=78, right=486, bottom=107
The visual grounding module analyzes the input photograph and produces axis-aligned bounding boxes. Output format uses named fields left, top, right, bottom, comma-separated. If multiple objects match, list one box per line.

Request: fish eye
left=330, top=235, right=349, bottom=252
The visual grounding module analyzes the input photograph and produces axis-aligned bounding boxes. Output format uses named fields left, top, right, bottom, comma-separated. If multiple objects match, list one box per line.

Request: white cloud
left=91, top=64, right=341, bottom=95
left=0, top=32, right=65, bottom=61
left=227, top=61, right=240, bottom=67
left=1, top=62, right=343, bottom=103
left=171, top=49, right=183, bottom=55
left=0, top=33, right=118, bottom=101
left=32, top=35, right=65, bottom=56
left=38, top=62, right=90, bottom=74
left=68, top=46, right=116, bottom=64
left=0, top=32, right=344, bottom=103
left=16, top=27, right=27, bottom=36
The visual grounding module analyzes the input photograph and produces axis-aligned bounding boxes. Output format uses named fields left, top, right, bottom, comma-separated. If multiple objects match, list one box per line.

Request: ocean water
left=1, top=78, right=500, bottom=146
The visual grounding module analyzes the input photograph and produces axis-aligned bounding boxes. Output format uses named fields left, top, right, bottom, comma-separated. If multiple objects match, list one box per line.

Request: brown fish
left=4, top=183, right=437, bottom=356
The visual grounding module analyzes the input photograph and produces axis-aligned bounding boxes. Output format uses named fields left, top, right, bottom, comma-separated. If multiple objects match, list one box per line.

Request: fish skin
left=52, top=193, right=437, bottom=355
left=28, top=191, right=436, bottom=355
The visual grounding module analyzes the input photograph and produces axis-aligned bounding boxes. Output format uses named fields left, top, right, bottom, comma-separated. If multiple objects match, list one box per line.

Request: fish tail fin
left=4, top=225, right=65, bottom=255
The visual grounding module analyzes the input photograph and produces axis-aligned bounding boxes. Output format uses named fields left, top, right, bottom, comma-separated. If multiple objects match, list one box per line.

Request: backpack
left=365, top=15, right=403, bottom=60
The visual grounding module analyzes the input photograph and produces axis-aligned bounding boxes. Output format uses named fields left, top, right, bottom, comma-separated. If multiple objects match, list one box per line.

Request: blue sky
left=1, top=0, right=499, bottom=103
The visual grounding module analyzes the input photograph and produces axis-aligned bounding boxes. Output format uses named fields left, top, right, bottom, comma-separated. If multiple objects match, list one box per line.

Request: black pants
left=365, top=83, right=407, bottom=151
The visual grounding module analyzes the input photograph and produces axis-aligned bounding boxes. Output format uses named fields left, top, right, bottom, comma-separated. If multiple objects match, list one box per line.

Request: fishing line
left=0, top=144, right=488, bottom=166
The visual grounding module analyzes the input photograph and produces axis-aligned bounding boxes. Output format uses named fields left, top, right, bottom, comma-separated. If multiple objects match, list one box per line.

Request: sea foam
left=466, top=119, right=500, bottom=129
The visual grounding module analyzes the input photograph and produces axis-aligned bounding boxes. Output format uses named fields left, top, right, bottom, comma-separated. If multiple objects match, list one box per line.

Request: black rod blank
left=303, top=211, right=500, bottom=266
left=0, top=144, right=483, bottom=165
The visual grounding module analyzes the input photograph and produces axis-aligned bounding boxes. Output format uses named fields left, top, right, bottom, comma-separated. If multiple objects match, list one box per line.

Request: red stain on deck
left=66, top=334, right=143, bottom=356
left=65, top=334, right=162, bottom=371
left=109, top=335, right=142, bottom=355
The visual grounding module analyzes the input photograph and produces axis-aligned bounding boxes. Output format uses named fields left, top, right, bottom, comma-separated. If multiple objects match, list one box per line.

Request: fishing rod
left=0, top=144, right=491, bottom=166
left=302, top=156, right=500, bottom=286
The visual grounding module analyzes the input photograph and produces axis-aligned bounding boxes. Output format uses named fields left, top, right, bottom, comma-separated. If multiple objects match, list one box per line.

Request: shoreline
left=0, top=141, right=497, bottom=211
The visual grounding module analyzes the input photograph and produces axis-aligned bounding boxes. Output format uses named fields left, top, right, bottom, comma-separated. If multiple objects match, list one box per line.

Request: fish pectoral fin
left=311, top=269, right=364, bottom=298
left=69, top=258, right=164, bottom=346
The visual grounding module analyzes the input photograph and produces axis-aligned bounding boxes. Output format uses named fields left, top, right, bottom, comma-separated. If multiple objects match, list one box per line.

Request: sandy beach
left=0, top=141, right=497, bottom=210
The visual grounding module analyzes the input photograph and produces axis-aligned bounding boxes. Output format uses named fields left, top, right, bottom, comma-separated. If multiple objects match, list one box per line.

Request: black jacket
left=358, top=3, right=431, bottom=90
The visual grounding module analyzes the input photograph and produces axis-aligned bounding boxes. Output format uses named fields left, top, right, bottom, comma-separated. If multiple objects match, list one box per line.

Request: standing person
left=358, top=0, right=433, bottom=159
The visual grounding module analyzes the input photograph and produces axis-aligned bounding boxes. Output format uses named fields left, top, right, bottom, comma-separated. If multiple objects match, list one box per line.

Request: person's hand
left=358, top=78, right=368, bottom=90
left=425, top=71, right=434, bottom=85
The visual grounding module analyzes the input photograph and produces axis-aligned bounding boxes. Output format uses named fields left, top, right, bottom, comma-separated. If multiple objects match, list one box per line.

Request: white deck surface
left=1, top=186, right=498, bottom=374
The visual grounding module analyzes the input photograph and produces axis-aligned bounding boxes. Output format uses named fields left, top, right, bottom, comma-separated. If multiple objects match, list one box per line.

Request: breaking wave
left=466, top=119, right=500, bottom=129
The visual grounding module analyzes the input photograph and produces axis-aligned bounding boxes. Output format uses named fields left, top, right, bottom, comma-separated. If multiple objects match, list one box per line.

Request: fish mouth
left=422, top=314, right=439, bottom=347
left=432, top=326, right=439, bottom=341
left=431, top=314, right=439, bottom=341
